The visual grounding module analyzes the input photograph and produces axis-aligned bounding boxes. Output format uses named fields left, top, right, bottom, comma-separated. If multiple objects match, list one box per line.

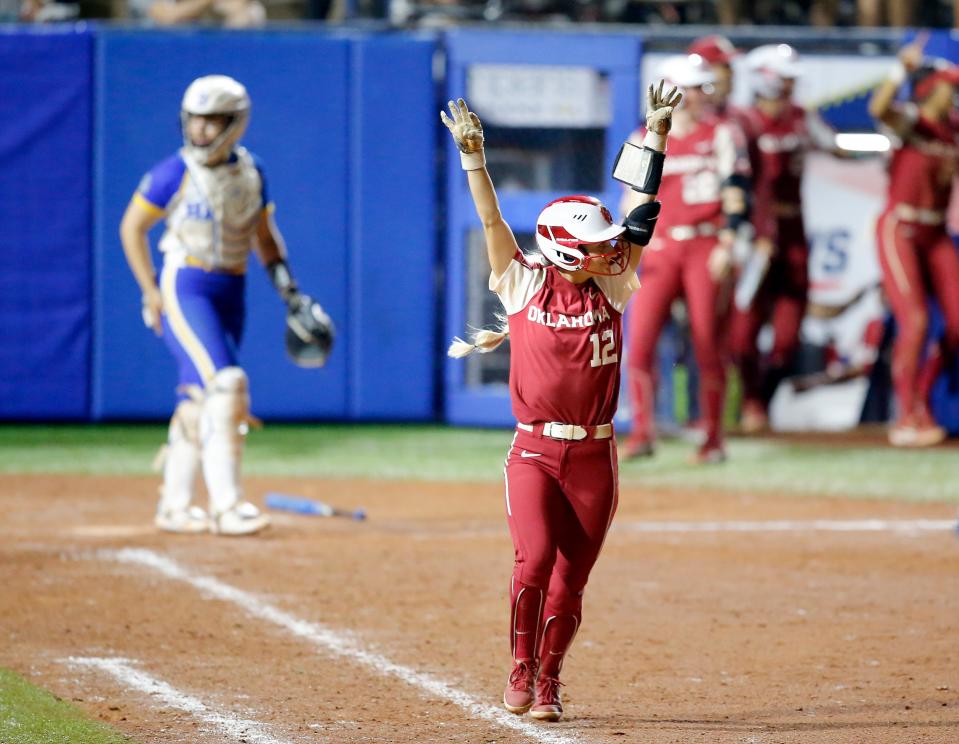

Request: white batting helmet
left=658, top=53, right=716, bottom=90
left=535, top=196, right=628, bottom=275
left=746, top=44, right=802, bottom=98
left=181, top=75, right=251, bottom=165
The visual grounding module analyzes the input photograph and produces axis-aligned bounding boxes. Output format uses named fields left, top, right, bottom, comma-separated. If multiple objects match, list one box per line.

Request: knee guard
left=200, top=366, right=251, bottom=515
left=158, top=399, right=201, bottom=513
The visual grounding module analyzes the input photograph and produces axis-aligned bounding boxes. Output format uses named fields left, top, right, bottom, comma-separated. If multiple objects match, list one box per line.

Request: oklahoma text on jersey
left=526, top=304, right=612, bottom=329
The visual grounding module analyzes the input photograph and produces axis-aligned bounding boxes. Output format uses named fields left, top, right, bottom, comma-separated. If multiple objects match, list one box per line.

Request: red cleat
left=529, top=674, right=564, bottom=721
left=503, top=659, right=538, bottom=715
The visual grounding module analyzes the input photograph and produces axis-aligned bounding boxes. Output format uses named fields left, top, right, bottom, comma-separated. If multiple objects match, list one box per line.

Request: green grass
left=0, top=668, right=130, bottom=744
left=1, top=423, right=956, bottom=502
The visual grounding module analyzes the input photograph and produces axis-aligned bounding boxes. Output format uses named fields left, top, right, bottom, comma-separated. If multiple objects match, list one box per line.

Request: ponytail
left=447, top=316, right=510, bottom=358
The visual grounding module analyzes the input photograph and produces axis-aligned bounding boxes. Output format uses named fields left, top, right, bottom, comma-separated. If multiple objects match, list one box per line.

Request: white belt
left=893, top=203, right=945, bottom=226
left=667, top=223, right=719, bottom=241
left=517, top=422, right=613, bottom=441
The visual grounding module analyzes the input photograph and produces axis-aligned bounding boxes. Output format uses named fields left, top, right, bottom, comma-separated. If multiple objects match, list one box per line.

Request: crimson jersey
left=491, top=252, right=638, bottom=426
left=628, top=115, right=749, bottom=231
left=884, top=104, right=959, bottom=212
left=740, top=103, right=820, bottom=240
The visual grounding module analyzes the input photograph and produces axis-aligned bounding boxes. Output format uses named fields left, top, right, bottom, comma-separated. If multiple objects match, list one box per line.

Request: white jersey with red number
left=627, top=115, right=749, bottom=231
left=491, top=252, right=639, bottom=426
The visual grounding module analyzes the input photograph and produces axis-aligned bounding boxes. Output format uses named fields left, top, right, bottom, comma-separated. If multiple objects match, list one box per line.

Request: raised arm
left=441, top=99, right=519, bottom=280
left=622, top=81, right=682, bottom=273
left=869, top=34, right=926, bottom=134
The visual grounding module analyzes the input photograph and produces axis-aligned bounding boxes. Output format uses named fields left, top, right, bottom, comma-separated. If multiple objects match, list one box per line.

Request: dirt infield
left=2, top=472, right=958, bottom=743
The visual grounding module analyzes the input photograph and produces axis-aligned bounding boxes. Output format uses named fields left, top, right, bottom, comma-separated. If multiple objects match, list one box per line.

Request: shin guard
left=200, top=367, right=250, bottom=516
left=159, top=399, right=201, bottom=513
left=538, top=613, right=580, bottom=679
left=510, top=580, right=544, bottom=663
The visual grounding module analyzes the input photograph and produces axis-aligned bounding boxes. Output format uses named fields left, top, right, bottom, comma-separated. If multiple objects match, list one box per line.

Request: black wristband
left=266, top=259, right=298, bottom=303
left=725, top=213, right=748, bottom=232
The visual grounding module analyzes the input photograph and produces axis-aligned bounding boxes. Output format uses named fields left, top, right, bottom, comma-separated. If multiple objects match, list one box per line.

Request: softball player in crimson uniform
left=688, top=34, right=743, bottom=123
left=120, top=75, right=329, bottom=535
left=622, top=54, right=751, bottom=463
left=728, top=44, right=839, bottom=433
left=442, top=84, right=679, bottom=721
left=869, top=36, right=959, bottom=447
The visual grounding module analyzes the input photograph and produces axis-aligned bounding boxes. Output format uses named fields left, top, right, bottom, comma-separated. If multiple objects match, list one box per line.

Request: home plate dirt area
left=2, top=473, right=958, bottom=743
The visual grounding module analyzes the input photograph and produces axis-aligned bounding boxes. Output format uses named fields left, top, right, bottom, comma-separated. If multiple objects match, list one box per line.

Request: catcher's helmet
left=285, top=295, right=335, bottom=368
left=535, top=195, right=628, bottom=275
left=181, top=75, right=251, bottom=165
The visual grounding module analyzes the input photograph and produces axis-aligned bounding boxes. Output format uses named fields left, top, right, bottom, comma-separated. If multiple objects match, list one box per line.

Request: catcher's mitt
left=286, top=293, right=334, bottom=368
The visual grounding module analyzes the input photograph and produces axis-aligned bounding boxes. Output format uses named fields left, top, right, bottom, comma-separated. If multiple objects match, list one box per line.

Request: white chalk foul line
left=100, top=548, right=582, bottom=744
left=615, top=519, right=956, bottom=534
left=65, top=656, right=295, bottom=744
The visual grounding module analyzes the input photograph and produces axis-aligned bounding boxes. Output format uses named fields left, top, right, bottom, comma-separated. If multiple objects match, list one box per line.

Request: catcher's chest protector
left=160, top=147, right=264, bottom=272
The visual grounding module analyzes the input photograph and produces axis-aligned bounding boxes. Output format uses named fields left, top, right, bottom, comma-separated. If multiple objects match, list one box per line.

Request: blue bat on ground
left=265, top=492, right=367, bottom=521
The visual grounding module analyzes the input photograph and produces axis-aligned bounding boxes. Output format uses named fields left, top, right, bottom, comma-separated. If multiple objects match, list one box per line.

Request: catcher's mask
left=180, top=75, right=251, bottom=166
left=535, top=195, right=629, bottom=276
left=286, top=296, right=335, bottom=368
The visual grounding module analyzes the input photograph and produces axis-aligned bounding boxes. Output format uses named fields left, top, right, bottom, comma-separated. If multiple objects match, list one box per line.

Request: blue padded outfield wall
left=347, top=34, right=438, bottom=420
left=93, top=30, right=353, bottom=420
left=0, top=28, right=93, bottom=419
left=90, top=29, right=436, bottom=421
left=0, top=26, right=439, bottom=422
left=5, top=25, right=959, bottom=427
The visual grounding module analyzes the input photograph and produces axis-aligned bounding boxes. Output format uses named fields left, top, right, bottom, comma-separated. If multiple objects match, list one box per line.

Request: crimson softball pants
left=626, top=236, right=726, bottom=446
left=876, top=210, right=959, bottom=417
left=729, top=219, right=809, bottom=409
left=504, top=429, right=618, bottom=677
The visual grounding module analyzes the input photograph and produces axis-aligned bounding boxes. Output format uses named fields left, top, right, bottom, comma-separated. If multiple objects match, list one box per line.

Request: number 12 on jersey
left=589, top=330, right=618, bottom=367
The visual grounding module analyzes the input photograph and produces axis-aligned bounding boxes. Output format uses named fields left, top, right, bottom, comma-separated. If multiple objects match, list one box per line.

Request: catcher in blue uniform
left=120, top=74, right=334, bottom=536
